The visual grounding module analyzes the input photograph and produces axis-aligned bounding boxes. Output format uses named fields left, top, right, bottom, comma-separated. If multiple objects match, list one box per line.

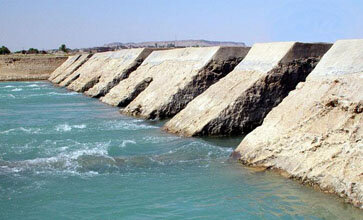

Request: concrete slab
left=48, top=55, right=80, bottom=81
left=52, top=54, right=92, bottom=85
left=233, top=39, right=363, bottom=208
left=67, top=49, right=154, bottom=93
left=164, top=42, right=331, bottom=136
left=84, top=48, right=154, bottom=97
left=101, top=46, right=250, bottom=120
left=63, top=52, right=112, bottom=90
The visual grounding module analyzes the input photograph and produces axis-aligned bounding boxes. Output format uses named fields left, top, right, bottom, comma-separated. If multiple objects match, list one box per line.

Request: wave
left=10, top=91, right=78, bottom=99
left=143, top=136, right=181, bottom=144
left=0, top=142, right=111, bottom=175
left=47, top=92, right=78, bottom=96
left=0, top=123, right=87, bottom=135
left=55, top=124, right=72, bottom=132
left=0, top=139, right=232, bottom=177
left=11, top=88, right=23, bottom=92
left=55, top=123, right=87, bottom=132
left=0, top=127, right=42, bottom=134
left=26, top=84, right=40, bottom=87
left=121, top=140, right=136, bottom=148
left=73, top=124, right=87, bottom=129
left=102, top=119, right=158, bottom=131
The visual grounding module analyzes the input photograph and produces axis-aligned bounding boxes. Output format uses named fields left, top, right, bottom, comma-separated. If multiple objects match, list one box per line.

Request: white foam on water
left=121, top=140, right=136, bottom=148
left=0, top=165, right=22, bottom=174
left=73, top=124, right=87, bottom=129
left=47, top=92, right=78, bottom=96
left=59, top=146, right=69, bottom=151
left=4, top=85, right=15, bottom=88
left=103, top=120, right=158, bottom=131
left=143, top=136, right=181, bottom=144
left=0, top=127, right=42, bottom=134
left=55, top=123, right=87, bottom=132
left=0, top=141, right=112, bottom=176
left=26, top=84, right=39, bottom=87
left=11, top=88, right=22, bottom=92
left=55, top=123, right=72, bottom=132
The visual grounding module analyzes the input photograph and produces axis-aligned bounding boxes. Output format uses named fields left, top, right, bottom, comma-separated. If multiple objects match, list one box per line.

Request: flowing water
left=0, top=81, right=361, bottom=219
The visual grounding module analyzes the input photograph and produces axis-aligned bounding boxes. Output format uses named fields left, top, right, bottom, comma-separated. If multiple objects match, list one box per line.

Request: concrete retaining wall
left=164, top=42, right=331, bottom=136
left=63, top=53, right=111, bottom=90
left=84, top=48, right=154, bottom=97
left=52, top=54, right=92, bottom=85
left=66, top=49, right=154, bottom=93
left=233, top=39, right=363, bottom=208
left=48, top=55, right=80, bottom=81
left=101, top=46, right=249, bottom=120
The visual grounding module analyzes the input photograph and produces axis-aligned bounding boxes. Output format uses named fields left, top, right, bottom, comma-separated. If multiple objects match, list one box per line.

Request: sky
left=1, top=0, right=363, bottom=51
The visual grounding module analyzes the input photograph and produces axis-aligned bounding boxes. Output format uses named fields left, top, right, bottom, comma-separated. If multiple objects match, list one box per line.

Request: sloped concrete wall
left=164, top=42, right=331, bottom=136
left=48, top=55, right=80, bottom=81
left=67, top=49, right=154, bottom=93
left=121, top=47, right=249, bottom=119
left=66, top=52, right=115, bottom=91
left=233, top=39, right=363, bottom=208
left=101, top=46, right=249, bottom=119
left=84, top=48, right=154, bottom=97
left=101, top=47, right=222, bottom=107
left=51, top=54, right=92, bottom=85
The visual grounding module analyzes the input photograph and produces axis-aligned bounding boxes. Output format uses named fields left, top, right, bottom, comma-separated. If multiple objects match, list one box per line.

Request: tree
left=27, top=48, right=39, bottom=54
left=0, top=46, right=11, bottom=55
left=59, top=44, right=68, bottom=53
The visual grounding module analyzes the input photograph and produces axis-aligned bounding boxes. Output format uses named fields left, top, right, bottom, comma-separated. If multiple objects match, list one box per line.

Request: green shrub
left=59, top=44, right=68, bottom=53
left=27, top=48, right=39, bottom=54
left=0, top=46, right=11, bottom=55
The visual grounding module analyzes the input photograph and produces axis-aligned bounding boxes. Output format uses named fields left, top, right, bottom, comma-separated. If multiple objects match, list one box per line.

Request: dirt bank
left=0, top=54, right=67, bottom=81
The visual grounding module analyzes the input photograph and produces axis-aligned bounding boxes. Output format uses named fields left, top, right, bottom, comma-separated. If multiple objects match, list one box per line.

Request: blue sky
left=1, top=0, right=362, bottom=51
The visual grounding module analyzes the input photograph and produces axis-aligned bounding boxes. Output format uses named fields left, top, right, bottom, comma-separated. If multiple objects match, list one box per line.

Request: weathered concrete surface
left=164, top=42, right=331, bottom=136
left=52, top=54, right=92, bottom=85
left=84, top=48, right=154, bottom=97
left=233, top=39, right=363, bottom=208
left=0, top=54, right=67, bottom=81
left=67, top=49, right=152, bottom=93
left=121, top=47, right=250, bottom=119
left=48, top=55, right=80, bottom=81
left=101, top=47, right=250, bottom=118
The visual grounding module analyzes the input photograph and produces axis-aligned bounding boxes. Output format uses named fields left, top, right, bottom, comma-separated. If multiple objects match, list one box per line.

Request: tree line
left=0, top=44, right=69, bottom=55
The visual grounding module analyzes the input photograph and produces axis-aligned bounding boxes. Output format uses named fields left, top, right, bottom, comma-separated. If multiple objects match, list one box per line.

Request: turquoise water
left=0, top=81, right=361, bottom=220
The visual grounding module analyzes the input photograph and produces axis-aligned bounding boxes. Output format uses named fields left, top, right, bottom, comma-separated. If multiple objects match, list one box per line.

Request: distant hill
left=104, top=40, right=246, bottom=48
